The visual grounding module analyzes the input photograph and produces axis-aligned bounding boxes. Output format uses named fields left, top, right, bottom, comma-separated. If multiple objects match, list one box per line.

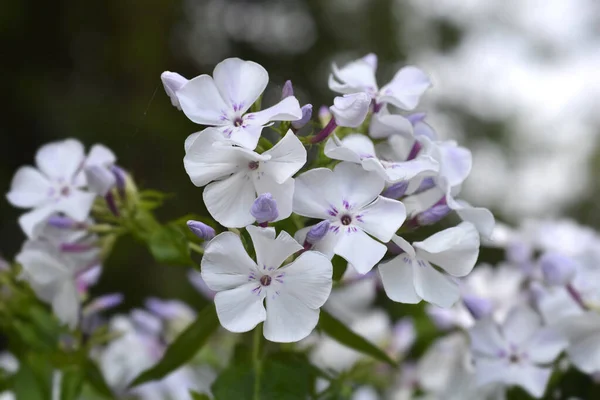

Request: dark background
left=2, top=0, right=599, bottom=309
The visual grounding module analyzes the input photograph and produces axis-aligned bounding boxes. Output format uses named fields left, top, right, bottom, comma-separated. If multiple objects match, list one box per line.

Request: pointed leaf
left=130, top=304, right=219, bottom=387
left=318, top=310, right=396, bottom=367
left=84, top=359, right=114, bottom=398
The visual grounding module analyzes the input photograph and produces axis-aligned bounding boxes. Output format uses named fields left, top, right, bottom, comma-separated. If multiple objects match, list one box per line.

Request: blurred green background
left=2, top=0, right=600, bottom=310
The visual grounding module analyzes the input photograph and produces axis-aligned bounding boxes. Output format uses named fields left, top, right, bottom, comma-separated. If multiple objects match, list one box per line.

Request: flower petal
left=253, top=176, right=295, bottom=222
left=324, top=134, right=364, bottom=164
left=201, top=232, right=258, bottom=291
left=294, top=224, right=338, bottom=259
left=224, top=124, right=265, bottom=150
left=177, top=75, right=230, bottom=125
left=329, top=55, right=378, bottom=95
left=355, top=196, right=406, bottom=242
left=184, top=128, right=247, bottom=187
left=16, top=248, right=68, bottom=286
left=332, top=162, right=385, bottom=210
left=277, top=251, right=333, bottom=309
left=413, top=261, right=459, bottom=308
left=259, top=130, right=307, bottom=184
left=18, top=205, right=58, bottom=238
left=36, top=139, right=85, bottom=182
left=86, top=144, right=116, bottom=167
left=214, top=283, right=266, bottom=333
left=6, top=166, right=52, bottom=208
left=525, top=328, right=567, bottom=364
left=293, top=168, right=337, bottom=220
left=506, top=364, right=552, bottom=399
left=264, top=293, right=319, bottom=343
left=413, top=222, right=480, bottom=277
left=565, top=335, right=600, bottom=374
left=378, top=255, right=421, bottom=304
left=469, top=318, right=507, bottom=357
left=52, top=281, right=80, bottom=329
left=203, top=171, right=256, bottom=228
left=334, top=229, right=387, bottom=274
left=369, top=111, right=413, bottom=139
left=213, top=58, right=268, bottom=114
left=501, top=306, right=542, bottom=347
left=247, top=225, right=302, bottom=270
left=54, top=189, right=97, bottom=222
left=378, top=66, right=431, bottom=110
left=246, top=96, right=302, bottom=126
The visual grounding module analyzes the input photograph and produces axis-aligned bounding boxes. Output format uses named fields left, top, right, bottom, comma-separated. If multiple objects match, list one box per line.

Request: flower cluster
left=15, top=54, right=600, bottom=400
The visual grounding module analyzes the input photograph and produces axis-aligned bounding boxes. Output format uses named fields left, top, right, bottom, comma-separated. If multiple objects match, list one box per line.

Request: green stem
left=188, top=242, right=204, bottom=255
left=253, top=325, right=262, bottom=400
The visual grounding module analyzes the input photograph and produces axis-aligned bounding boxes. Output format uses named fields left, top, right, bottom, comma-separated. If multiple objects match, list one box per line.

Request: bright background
left=2, top=0, right=600, bottom=308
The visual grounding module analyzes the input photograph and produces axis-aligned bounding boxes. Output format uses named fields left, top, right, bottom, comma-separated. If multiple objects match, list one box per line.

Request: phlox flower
left=554, top=312, right=600, bottom=375
left=293, top=162, right=406, bottom=274
left=174, top=58, right=302, bottom=150
left=184, top=128, right=306, bottom=228
left=7, top=139, right=97, bottom=237
left=201, top=225, right=332, bottom=343
left=328, top=53, right=431, bottom=111
left=378, top=222, right=480, bottom=308
left=469, top=306, right=567, bottom=398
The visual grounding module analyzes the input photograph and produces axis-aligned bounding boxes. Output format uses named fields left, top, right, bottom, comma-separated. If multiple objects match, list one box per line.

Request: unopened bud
left=463, top=294, right=493, bottom=320
left=382, top=181, right=409, bottom=199
left=85, top=165, right=116, bottom=197
left=291, top=104, right=312, bottom=130
left=187, top=220, right=215, bottom=241
left=161, top=71, right=188, bottom=110
left=83, top=293, right=124, bottom=315
left=48, top=215, right=80, bottom=229
left=540, top=252, right=577, bottom=286
left=416, top=205, right=451, bottom=226
left=318, top=106, right=331, bottom=126
left=330, top=92, right=371, bottom=128
left=281, top=80, right=294, bottom=99
left=306, top=220, right=331, bottom=245
left=110, top=165, right=127, bottom=193
left=251, top=193, right=279, bottom=224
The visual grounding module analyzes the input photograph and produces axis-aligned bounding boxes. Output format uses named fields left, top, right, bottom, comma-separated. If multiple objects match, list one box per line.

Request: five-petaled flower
left=174, top=58, right=303, bottom=150
left=293, top=162, right=406, bottom=274
left=184, top=128, right=306, bottom=228
left=201, top=225, right=333, bottom=343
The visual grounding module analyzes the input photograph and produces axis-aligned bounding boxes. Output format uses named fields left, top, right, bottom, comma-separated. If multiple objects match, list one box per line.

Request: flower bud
left=291, top=104, right=313, bottom=130
left=83, top=293, right=124, bottom=315
left=187, top=220, right=215, bottom=241
left=251, top=193, right=279, bottom=224
left=382, top=181, right=409, bottom=199
left=329, top=92, right=371, bottom=127
left=281, top=80, right=294, bottom=99
left=161, top=71, right=188, bottom=110
left=110, top=165, right=127, bottom=193
left=416, top=204, right=451, bottom=226
left=85, top=165, right=116, bottom=197
left=47, top=215, right=80, bottom=229
left=463, top=294, right=493, bottom=320
left=306, top=220, right=331, bottom=245
left=540, top=252, right=577, bottom=286
left=318, top=106, right=331, bottom=126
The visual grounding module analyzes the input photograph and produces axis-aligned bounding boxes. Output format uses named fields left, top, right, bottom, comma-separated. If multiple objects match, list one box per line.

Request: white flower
left=469, top=306, right=567, bottom=398
left=83, top=144, right=117, bottom=196
left=378, top=222, right=480, bottom=308
left=329, top=93, right=371, bottom=127
left=6, top=139, right=97, bottom=238
left=175, top=58, right=302, bottom=150
left=184, top=128, right=306, bottom=228
left=201, top=225, right=332, bottom=343
left=16, top=243, right=81, bottom=328
left=324, top=133, right=438, bottom=183
left=328, top=53, right=431, bottom=111
left=293, top=162, right=406, bottom=274
left=553, top=312, right=600, bottom=375
left=161, top=71, right=188, bottom=110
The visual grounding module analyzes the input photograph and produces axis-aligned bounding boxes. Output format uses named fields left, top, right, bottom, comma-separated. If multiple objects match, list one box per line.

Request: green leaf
left=60, top=367, right=84, bottom=400
left=331, top=256, right=347, bottom=281
left=190, top=392, right=211, bottom=400
left=130, top=304, right=219, bottom=387
left=211, top=352, right=316, bottom=400
left=318, top=311, right=396, bottom=367
left=147, top=223, right=193, bottom=265
left=84, top=359, right=114, bottom=398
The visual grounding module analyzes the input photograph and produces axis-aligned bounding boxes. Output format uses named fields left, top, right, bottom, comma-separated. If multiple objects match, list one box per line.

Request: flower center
left=259, top=275, right=272, bottom=286
left=248, top=161, right=259, bottom=170
left=509, top=353, right=520, bottom=364
left=234, top=117, right=243, bottom=127
left=340, top=214, right=352, bottom=226
left=60, top=186, right=71, bottom=197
